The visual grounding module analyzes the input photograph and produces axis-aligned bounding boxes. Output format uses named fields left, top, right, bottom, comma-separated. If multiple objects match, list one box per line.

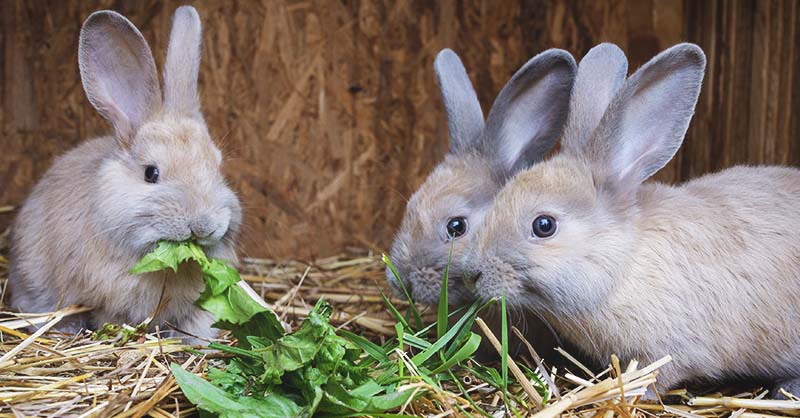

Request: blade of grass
left=430, top=332, right=481, bottom=374
left=443, top=299, right=488, bottom=360
left=382, top=254, right=423, bottom=330
left=437, top=241, right=454, bottom=341
left=475, top=317, right=545, bottom=410
left=449, top=370, right=493, bottom=418
left=396, top=322, right=405, bottom=378
left=380, top=291, right=410, bottom=330
left=501, top=293, right=510, bottom=414
left=518, top=363, right=549, bottom=402
left=207, top=342, right=261, bottom=360
left=339, top=329, right=390, bottom=364
left=402, top=334, right=433, bottom=351
left=410, top=302, right=479, bottom=367
left=410, top=304, right=469, bottom=340
left=466, top=362, right=502, bottom=389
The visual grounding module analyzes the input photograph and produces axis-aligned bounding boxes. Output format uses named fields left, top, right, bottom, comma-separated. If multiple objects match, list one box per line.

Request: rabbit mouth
left=389, top=266, right=476, bottom=306
left=195, top=236, right=221, bottom=248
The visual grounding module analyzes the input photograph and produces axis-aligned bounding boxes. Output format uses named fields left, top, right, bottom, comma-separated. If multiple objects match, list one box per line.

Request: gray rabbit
left=8, top=7, right=240, bottom=339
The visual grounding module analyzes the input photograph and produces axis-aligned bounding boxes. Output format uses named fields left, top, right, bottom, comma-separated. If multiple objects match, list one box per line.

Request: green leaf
left=257, top=313, right=331, bottom=383
left=501, top=292, right=509, bottom=406
left=467, top=362, right=503, bottom=389
left=203, top=259, right=241, bottom=295
left=339, top=329, right=390, bottom=365
left=395, top=322, right=405, bottom=379
left=131, top=241, right=203, bottom=274
left=410, top=302, right=478, bottom=367
left=400, top=334, right=432, bottom=351
left=448, top=370, right=493, bottom=418
left=380, top=291, right=410, bottom=330
left=518, top=363, right=550, bottom=402
left=200, top=284, right=270, bottom=325
left=443, top=300, right=483, bottom=360
left=221, top=310, right=285, bottom=348
left=430, top=332, right=481, bottom=374
left=437, top=242, right=454, bottom=341
left=366, top=389, right=417, bottom=412
left=171, top=364, right=301, bottom=418
left=207, top=364, right=249, bottom=396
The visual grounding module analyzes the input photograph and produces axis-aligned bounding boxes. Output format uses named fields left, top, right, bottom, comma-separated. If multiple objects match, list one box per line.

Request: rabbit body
left=8, top=8, right=240, bottom=339
left=479, top=158, right=800, bottom=390
left=466, top=43, right=800, bottom=392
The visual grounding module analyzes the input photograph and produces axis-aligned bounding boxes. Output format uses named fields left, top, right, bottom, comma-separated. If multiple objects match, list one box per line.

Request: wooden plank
left=0, top=0, right=798, bottom=258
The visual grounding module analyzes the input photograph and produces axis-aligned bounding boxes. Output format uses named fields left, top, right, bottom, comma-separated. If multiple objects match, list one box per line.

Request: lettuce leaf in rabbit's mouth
left=131, top=241, right=414, bottom=417
left=130, top=240, right=276, bottom=327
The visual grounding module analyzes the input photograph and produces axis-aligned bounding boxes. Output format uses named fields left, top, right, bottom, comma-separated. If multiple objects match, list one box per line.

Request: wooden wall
left=1, top=0, right=798, bottom=259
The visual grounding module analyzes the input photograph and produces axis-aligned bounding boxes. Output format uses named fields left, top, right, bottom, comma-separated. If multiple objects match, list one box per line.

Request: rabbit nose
left=189, top=215, right=217, bottom=239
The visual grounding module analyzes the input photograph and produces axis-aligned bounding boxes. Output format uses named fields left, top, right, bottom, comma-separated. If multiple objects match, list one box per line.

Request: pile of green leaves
left=382, top=255, right=549, bottom=415
left=132, top=241, right=413, bottom=417
left=132, top=242, right=548, bottom=417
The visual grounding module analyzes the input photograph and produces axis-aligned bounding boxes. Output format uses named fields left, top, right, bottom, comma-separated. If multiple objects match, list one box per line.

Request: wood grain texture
left=1, top=0, right=798, bottom=258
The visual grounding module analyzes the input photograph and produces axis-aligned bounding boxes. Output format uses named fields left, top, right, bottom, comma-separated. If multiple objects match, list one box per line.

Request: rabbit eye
left=144, top=165, right=159, bottom=184
left=445, top=217, right=468, bottom=239
left=532, top=215, right=556, bottom=238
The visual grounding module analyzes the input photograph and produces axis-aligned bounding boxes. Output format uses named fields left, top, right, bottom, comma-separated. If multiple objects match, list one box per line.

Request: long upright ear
left=79, top=11, right=161, bottom=142
left=483, top=49, right=576, bottom=176
left=163, top=6, right=203, bottom=119
left=434, top=49, right=485, bottom=153
left=590, top=43, right=706, bottom=189
left=561, top=43, right=627, bottom=156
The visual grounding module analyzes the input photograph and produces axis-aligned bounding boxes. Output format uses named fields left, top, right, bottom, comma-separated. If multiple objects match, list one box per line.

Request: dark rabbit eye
left=532, top=215, right=556, bottom=238
left=446, top=217, right=468, bottom=239
left=144, top=165, right=159, bottom=183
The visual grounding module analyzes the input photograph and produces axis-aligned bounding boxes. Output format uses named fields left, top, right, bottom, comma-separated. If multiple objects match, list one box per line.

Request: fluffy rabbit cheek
left=94, top=159, right=172, bottom=251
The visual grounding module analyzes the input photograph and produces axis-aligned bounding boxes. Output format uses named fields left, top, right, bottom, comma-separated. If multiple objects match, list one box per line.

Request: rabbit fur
left=8, top=7, right=241, bottom=340
left=387, top=48, right=576, bottom=305
left=463, top=42, right=800, bottom=394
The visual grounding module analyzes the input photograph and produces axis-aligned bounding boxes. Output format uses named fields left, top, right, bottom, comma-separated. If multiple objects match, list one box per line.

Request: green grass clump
left=131, top=241, right=548, bottom=417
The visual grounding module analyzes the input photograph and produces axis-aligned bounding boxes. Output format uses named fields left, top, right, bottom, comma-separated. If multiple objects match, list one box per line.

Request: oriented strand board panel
left=1, top=0, right=798, bottom=258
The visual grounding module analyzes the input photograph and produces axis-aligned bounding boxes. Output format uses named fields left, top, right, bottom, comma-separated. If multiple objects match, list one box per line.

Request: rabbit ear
left=483, top=49, right=576, bottom=176
left=163, top=6, right=203, bottom=119
left=590, top=43, right=706, bottom=189
left=434, top=49, right=485, bottom=153
left=562, top=43, right=628, bottom=155
left=79, top=10, right=161, bottom=142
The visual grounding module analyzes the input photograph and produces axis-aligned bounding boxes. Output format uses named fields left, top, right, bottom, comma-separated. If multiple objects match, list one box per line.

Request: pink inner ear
left=608, top=68, right=694, bottom=185
left=79, top=11, right=162, bottom=138
left=95, top=42, right=157, bottom=128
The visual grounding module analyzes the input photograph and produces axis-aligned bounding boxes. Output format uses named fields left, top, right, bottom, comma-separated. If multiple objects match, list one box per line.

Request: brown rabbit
left=464, top=43, right=800, bottom=396
left=8, top=7, right=241, bottom=340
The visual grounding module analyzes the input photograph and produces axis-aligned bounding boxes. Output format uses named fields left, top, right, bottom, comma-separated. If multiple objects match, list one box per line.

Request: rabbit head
left=387, top=48, right=577, bottom=305
left=463, top=43, right=706, bottom=315
left=78, top=7, right=241, bottom=258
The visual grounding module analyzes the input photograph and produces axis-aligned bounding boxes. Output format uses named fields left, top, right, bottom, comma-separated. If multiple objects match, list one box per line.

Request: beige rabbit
left=464, top=43, right=800, bottom=395
left=8, top=7, right=241, bottom=340
left=387, top=48, right=576, bottom=305
left=386, top=47, right=577, bottom=359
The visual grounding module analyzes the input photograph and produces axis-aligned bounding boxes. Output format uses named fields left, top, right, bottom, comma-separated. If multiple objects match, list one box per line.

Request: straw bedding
left=1, top=228, right=798, bottom=417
